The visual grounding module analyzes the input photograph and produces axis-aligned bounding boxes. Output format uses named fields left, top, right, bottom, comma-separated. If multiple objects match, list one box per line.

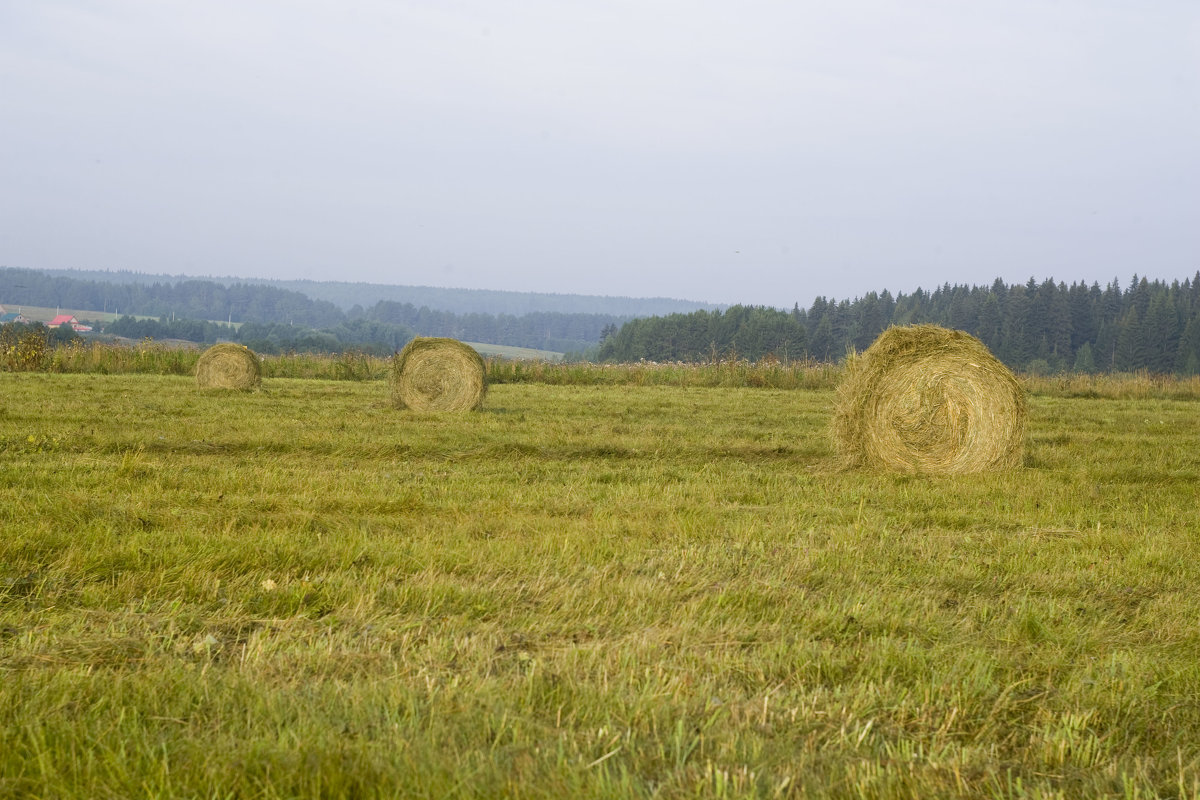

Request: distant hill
left=37, top=268, right=721, bottom=317
left=1, top=266, right=651, bottom=353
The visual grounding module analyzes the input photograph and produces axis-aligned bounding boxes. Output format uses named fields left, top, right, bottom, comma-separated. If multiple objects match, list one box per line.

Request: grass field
left=464, top=342, right=565, bottom=362
left=2, top=372, right=1200, bottom=798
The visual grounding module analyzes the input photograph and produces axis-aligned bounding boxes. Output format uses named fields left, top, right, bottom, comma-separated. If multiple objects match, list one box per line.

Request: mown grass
left=2, top=372, right=1200, bottom=798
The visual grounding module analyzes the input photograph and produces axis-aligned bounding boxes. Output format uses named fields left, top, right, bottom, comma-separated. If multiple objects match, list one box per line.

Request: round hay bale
left=390, top=337, right=486, bottom=412
left=195, top=343, right=262, bottom=391
left=831, top=325, right=1026, bottom=474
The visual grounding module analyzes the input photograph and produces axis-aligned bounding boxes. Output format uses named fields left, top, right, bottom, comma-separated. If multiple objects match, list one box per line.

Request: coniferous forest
left=600, top=274, right=1200, bottom=375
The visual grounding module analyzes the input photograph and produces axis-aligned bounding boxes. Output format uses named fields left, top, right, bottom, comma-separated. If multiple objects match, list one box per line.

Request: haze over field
left=2, top=1, right=1197, bottom=308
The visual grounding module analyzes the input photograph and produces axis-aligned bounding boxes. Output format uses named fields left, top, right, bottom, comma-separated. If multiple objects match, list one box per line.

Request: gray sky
left=2, top=1, right=1197, bottom=308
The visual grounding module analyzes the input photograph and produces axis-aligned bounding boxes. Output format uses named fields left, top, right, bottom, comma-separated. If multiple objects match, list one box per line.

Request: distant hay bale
left=832, top=325, right=1026, bottom=474
left=195, top=343, right=261, bottom=391
left=390, top=337, right=486, bottom=412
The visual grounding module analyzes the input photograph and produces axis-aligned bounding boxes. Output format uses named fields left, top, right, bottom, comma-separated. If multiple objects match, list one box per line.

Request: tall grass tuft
left=0, top=325, right=50, bottom=371
left=1021, top=370, right=1200, bottom=400
left=485, top=357, right=843, bottom=389
left=0, top=339, right=390, bottom=380
left=31, top=338, right=198, bottom=375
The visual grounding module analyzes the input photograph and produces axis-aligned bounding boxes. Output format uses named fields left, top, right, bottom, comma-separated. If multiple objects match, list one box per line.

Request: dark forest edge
left=4, top=267, right=1200, bottom=374
left=599, top=274, right=1200, bottom=375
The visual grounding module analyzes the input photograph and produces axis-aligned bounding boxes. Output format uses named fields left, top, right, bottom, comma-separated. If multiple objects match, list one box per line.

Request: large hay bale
left=390, top=337, right=486, bottom=411
left=195, top=343, right=262, bottom=391
left=832, top=325, right=1026, bottom=473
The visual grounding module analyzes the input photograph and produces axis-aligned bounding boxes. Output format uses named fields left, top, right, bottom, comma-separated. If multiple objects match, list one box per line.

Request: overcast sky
left=2, top=1, right=1197, bottom=308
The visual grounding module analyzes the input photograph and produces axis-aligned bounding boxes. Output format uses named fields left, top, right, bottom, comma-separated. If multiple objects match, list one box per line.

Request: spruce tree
left=1073, top=341, right=1096, bottom=374
left=1176, top=316, right=1200, bottom=375
left=976, top=294, right=1002, bottom=352
left=1114, top=307, right=1144, bottom=371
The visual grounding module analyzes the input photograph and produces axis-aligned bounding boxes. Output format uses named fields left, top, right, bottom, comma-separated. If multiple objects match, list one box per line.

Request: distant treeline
left=1, top=267, right=629, bottom=353
left=598, top=306, right=807, bottom=363
left=1, top=267, right=344, bottom=328
left=103, top=316, right=416, bottom=356
left=105, top=306, right=619, bottom=355
left=368, top=301, right=626, bottom=354
left=602, top=274, right=1200, bottom=375
left=105, top=317, right=238, bottom=346
left=237, top=319, right=416, bottom=355
left=38, top=267, right=719, bottom=317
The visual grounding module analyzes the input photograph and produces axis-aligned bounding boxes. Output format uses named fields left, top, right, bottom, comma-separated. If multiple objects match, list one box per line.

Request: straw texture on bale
left=832, top=325, right=1026, bottom=474
left=195, top=343, right=261, bottom=391
left=391, top=337, right=486, bottom=411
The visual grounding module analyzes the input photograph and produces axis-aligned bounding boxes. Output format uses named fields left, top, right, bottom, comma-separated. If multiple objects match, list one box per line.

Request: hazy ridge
left=37, top=268, right=722, bottom=317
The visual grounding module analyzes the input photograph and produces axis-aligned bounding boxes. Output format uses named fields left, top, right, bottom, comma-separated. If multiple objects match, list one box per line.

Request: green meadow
left=2, top=370, right=1200, bottom=798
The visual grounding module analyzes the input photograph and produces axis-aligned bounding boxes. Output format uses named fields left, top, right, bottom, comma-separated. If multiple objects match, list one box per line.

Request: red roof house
left=48, top=314, right=92, bottom=332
